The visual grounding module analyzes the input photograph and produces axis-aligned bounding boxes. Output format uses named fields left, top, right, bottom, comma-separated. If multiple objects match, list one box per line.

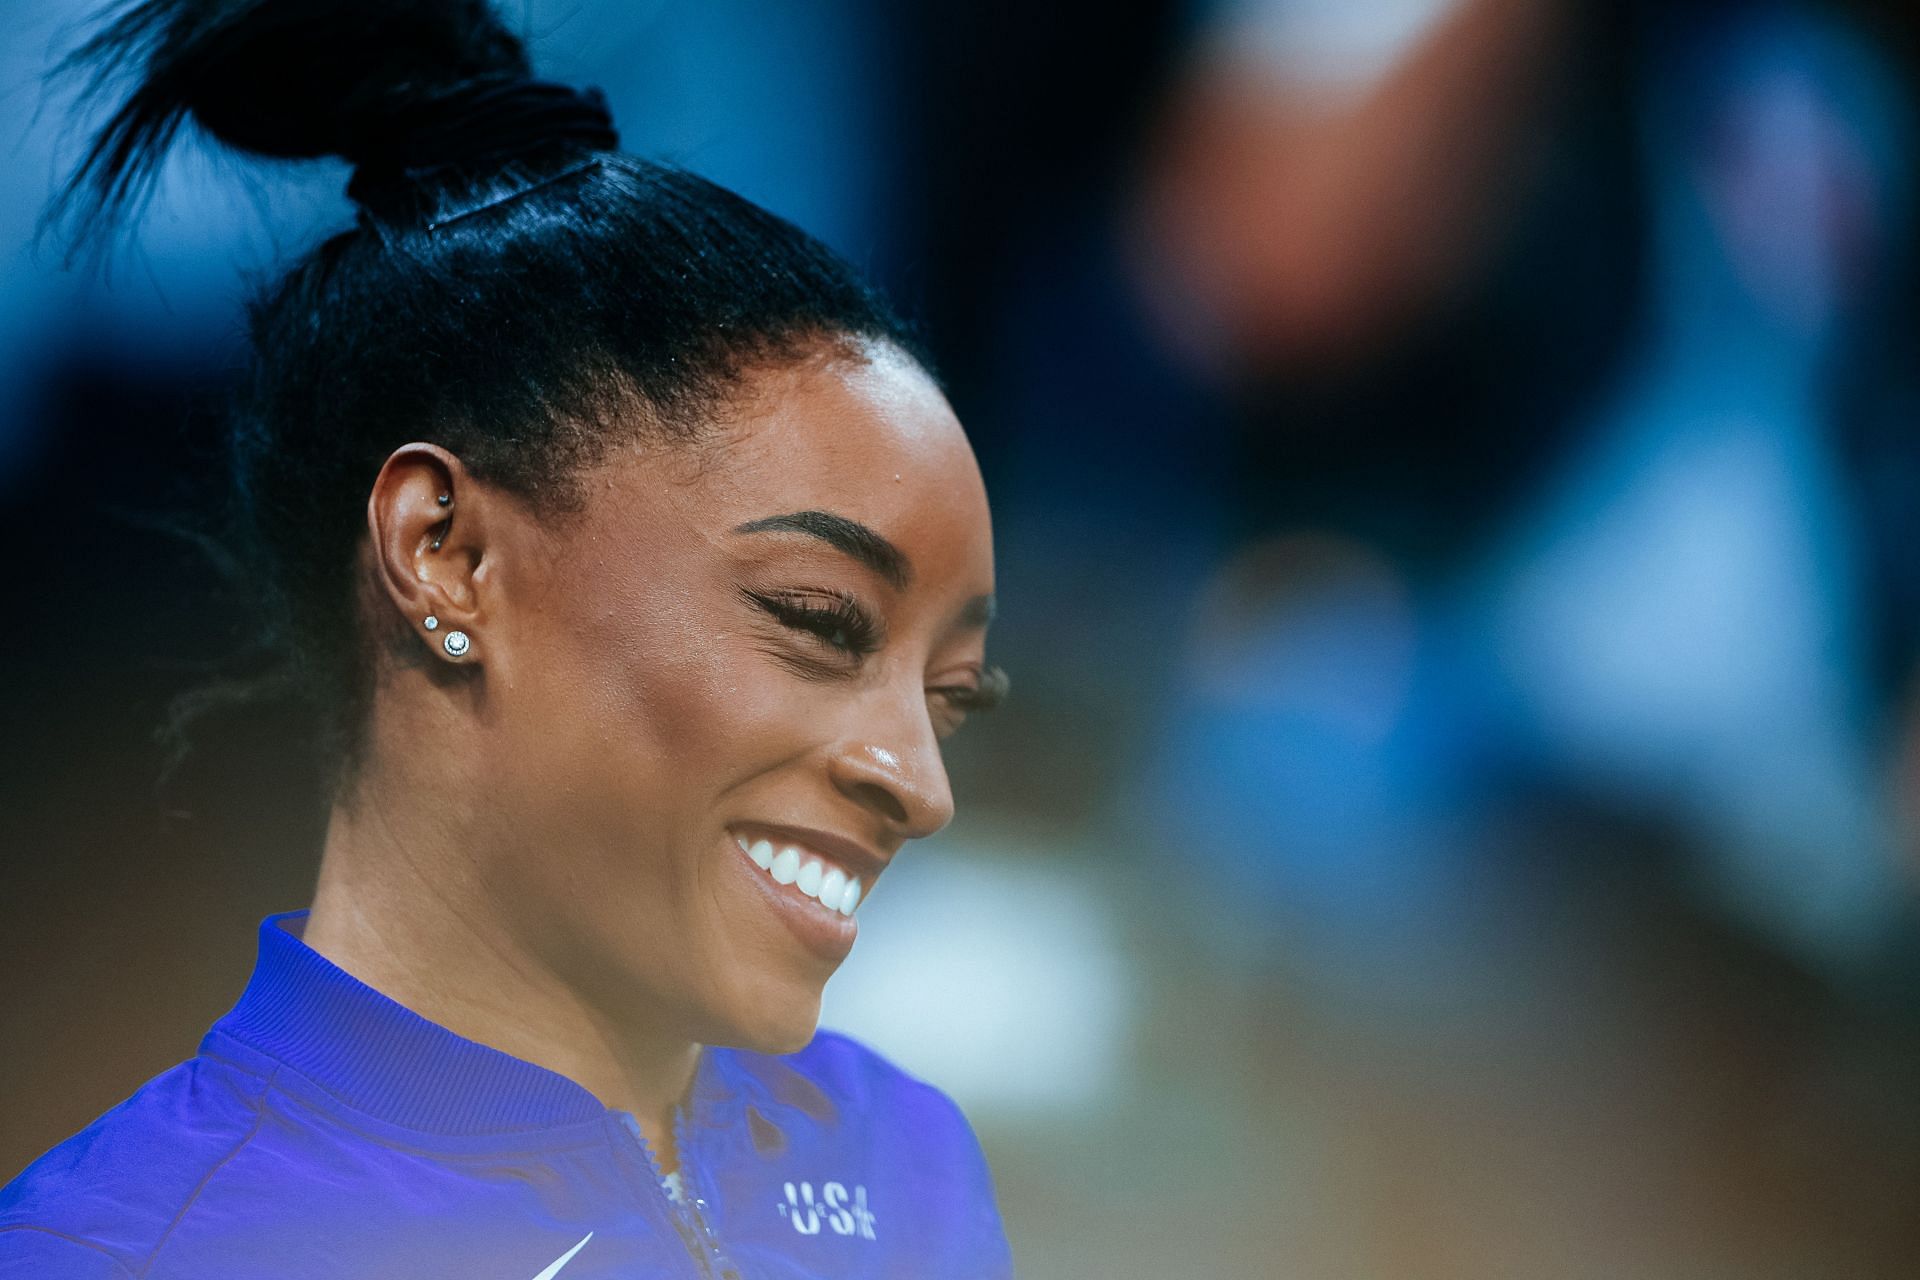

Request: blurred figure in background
left=1123, top=0, right=1920, bottom=988
left=1120, top=0, right=1920, bottom=984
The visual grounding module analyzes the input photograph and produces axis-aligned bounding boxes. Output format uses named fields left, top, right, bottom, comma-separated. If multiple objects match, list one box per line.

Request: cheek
left=520, top=601, right=822, bottom=840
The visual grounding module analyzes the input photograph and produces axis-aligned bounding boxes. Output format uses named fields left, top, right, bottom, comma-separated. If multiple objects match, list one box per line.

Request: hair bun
left=54, top=0, right=542, bottom=244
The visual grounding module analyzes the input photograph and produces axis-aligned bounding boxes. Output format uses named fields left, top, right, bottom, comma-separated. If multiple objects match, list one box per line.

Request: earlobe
left=367, top=443, right=488, bottom=660
left=420, top=614, right=473, bottom=661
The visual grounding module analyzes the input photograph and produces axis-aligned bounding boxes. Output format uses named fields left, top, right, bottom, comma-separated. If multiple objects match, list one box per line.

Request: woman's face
left=471, top=343, right=996, bottom=1053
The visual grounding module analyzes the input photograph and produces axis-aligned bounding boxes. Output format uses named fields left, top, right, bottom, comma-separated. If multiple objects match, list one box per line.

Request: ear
left=366, top=443, right=496, bottom=663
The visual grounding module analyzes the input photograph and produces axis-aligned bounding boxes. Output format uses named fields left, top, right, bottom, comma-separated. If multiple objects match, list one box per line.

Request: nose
left=826, top=695, right=955, bottom=840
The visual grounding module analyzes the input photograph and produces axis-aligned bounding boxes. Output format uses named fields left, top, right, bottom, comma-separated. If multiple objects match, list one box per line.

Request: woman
left=0, top=1, right=1012, bottom=1277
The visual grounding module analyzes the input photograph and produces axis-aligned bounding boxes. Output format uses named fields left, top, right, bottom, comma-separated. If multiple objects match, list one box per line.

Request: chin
left=744, top=1020, right=819, bottom=1057
left=713, top=978, right=825, bottom=1056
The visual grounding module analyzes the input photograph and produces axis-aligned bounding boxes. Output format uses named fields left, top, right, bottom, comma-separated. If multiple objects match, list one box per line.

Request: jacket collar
left=206, top=909, right=623, bottom=1134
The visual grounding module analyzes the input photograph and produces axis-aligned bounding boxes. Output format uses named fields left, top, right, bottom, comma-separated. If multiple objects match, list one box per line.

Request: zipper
left=671, top=1102, right=745, bottom=1280
left=614, top=1108, right=744, bottom=1280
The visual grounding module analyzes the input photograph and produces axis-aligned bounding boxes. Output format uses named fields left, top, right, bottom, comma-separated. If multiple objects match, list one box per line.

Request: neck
left=303, top=774, right=699, bottom=1171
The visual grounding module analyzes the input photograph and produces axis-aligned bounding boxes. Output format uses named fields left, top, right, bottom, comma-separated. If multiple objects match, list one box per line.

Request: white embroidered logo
left=778, top=1180, right=877, bottom=1239
left=529, top=1231, right=594, bottom=1280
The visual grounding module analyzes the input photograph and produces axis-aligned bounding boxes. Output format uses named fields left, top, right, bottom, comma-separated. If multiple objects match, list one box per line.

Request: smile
left=733, top=832, right=864, bottom=917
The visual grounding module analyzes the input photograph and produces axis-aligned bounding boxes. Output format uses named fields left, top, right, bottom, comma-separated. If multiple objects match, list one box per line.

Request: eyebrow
left=732, top=510, right=912, bottom=590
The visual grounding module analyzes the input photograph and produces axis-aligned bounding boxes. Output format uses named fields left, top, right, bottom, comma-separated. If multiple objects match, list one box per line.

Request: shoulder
left=0, top=1228, right=130, bottom=1279
left=0, top=1053, right=269, bottom=1277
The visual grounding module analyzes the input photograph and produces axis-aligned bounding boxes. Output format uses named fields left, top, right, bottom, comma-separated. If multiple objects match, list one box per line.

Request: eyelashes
left=931, top=663, right=1010, bottom=713
left=739, top=586, right=883, bottom=657
left=738, top=585, right=1009, bottom=722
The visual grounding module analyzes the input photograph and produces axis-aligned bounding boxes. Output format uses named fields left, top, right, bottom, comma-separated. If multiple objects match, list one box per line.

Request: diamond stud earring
left=442, top=630, right=471, bottom=658
left=423, top=615, right=439, bottom=631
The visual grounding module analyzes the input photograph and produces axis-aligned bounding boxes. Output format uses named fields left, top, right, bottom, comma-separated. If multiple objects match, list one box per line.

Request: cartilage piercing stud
left=442, top=630, right=470, bottom=658
left=437, top=492, right=451, bottom=506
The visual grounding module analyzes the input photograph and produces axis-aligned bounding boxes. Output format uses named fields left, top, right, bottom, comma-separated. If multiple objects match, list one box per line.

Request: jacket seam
left=194, top=1040, right=270, bottom=1078
left=133, top=1068, right=275, bottom=1278
left=0, top=1225, right=137, bottom=1278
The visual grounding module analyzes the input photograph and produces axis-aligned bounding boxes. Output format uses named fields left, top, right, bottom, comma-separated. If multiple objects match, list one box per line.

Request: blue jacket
left=0, top=911, right=1013, bottom=1279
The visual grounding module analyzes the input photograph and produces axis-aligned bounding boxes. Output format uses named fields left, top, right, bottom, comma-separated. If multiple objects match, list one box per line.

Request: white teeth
left=796, top=859, right=824, bottom=899
left=769, top=846, right=801, bottom=885
left=737, top=832, right=867, bottom=916
left=818, top=866, right=847, bottom=911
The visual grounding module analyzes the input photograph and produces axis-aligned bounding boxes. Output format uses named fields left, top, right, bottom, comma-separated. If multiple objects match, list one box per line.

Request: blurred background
left=5, top=0, right=1920, bottom=1275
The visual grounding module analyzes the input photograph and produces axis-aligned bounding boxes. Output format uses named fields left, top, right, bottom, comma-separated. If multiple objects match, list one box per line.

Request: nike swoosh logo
left=531, top=1231, right=594, bottom=1280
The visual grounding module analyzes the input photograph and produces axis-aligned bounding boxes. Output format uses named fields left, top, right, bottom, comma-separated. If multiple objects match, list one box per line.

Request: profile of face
left=378, top=341, right=996, bottom=1054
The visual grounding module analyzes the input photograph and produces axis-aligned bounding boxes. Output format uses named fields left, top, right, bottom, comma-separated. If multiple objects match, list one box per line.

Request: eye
left=927, top=664, right=1009, bottom=736
left=741, top=587, right=883, bottom=657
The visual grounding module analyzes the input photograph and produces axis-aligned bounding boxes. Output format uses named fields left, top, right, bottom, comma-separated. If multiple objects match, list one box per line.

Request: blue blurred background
left=5, top=0, right=1920, bottom=1274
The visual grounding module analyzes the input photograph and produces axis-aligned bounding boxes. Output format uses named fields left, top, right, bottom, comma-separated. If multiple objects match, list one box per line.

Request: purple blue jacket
left=0, top=911, right=1013, bottom=1279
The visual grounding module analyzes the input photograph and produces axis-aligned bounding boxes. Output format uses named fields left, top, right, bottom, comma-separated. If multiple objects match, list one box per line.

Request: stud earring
left=423, top=615, right=439, bottom=631
left=442, top=630, right=471, bottom=658
left=437, top=492, right=451, bottom=506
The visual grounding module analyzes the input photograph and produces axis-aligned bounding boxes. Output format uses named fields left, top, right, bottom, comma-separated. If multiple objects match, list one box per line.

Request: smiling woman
left=0, top=1, right=1012, bottom=1278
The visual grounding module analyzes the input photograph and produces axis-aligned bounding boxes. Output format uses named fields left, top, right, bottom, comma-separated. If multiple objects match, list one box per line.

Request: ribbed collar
left=205, top=909, right=616, bottom=1135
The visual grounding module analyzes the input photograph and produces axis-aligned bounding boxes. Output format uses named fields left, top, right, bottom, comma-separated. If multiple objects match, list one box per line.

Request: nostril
left=848, top=781, right=908, bottom=825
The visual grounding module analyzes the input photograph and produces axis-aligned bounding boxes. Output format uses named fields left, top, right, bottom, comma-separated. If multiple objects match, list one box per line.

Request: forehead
left=590, top=346, right=993, bottom=588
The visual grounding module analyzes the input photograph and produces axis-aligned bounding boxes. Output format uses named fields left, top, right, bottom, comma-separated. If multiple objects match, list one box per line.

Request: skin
left=302, top=339, right=997, bottom=1172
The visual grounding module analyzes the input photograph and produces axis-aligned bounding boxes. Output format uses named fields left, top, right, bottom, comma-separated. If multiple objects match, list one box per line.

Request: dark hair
left=53, top=0, right=930, bottom=801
